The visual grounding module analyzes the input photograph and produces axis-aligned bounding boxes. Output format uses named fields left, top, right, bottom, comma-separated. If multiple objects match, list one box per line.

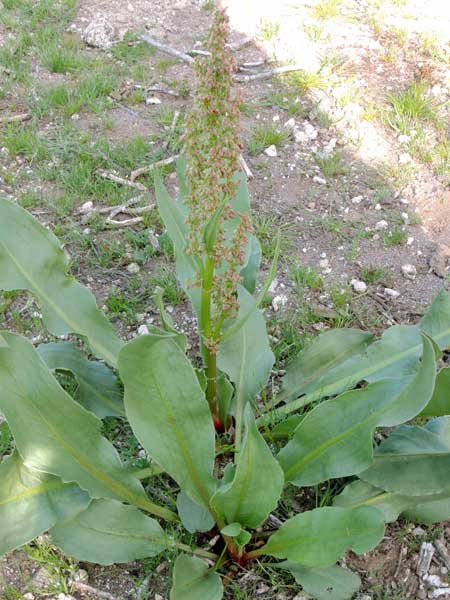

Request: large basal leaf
left=0, top=199, right=122, bottom=366
left=52, top=499, right=171, bottom=565
left=268, top=290, right=450, bottom=422
left=278, top=562, right=361, bottom=600
left=278, top=335, right=435, bottom=486
left=170, top=555, right=223, bottom=600
left=119, top=332, right=217, bottom=508
left=262, top=506, right=384, bottom=566
left=277, top=328, right=374, bottom=404
left=0, top=452, right=90, bottom=555
left=421, top=289, right=450, bottom=349
left=403, top=497, right=450, bottom=524
left=37, top=342, right=124, bottom=418
left=177, top=491, right=215, bottom=534
left=360, top=416, right=450, bottom=496
left=210, top=407, right=284, bottom=528
left=0, top=332, right=173, bottom=521
left=421, top=367, right=450, bottom=417
left=333, top=479, right=450, bottom=525
left=218, top=285, right=274, bottom=410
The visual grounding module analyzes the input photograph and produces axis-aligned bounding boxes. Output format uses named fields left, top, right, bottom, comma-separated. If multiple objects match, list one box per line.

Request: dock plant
left=1, top=10, right=450, bottom=600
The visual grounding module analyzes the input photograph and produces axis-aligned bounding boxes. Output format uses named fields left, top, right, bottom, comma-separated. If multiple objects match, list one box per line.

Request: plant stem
left=201, top=253, right=219, bottom=418
left=133, top=464, right=165, bottom=479
left=175, top=542, right=218, bottom=560
left=244, top=544, right=267, bottom=560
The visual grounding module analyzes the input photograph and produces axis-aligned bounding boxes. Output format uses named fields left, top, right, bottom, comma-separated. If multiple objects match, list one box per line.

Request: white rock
left=23, top=595, right=34, bottom=600
left=82, top=227, right=91, bottom=235
left=268, top=278, right=279, bottom=294
left=351, top=195, right=364, bottom=204
left=303, top=122, right=318, bottom=140
left=417, top=542, right=435, bottom=576
left=264, top=144, right=277, bottom=157
left=272, top=115, right=280, bottom=122
left=383, top=288, right=400, bottom=298
left=137, top=324, right=149, bottom=336
left=272, top=294, right=288, bottom=312
left=407, top=236, right=414, bottom=245
left=401, top=264, right=417, bottom=280
left=294, top=130, right=308, bottom=143
left=284, top=118, right=296, bottom=130
left=313, top=175, right=326, bottom=185
left=80, top=200, right=93, bottom=214
left=424, top=574, right=445, bottom=588
left=430, top=588, right=450, bottom=598
left=146, top=96, right=161, bottom=105
left=319, top=258, right=329, bottom=268
left=375, top=203, right=381, bottom=210
left=82, top=18, right=116, bottom=49
left=413, top=527, right=426, bottom=536
left=398, top=134, right=411, bottom=144
left=127, top=262, right=140, bottom=274
left=351, top=279, right=367, bottom=293
left=399, top=152, right=412, bottom=164
left=401, top=212, right=409, bottom=222
left=71, top=113, right=80, bottom=121
left=375, top=219, right=388, bottom=230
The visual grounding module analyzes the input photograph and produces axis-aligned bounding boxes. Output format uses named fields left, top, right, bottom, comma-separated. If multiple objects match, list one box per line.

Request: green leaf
left=217, top=374, right=233, bottom=427
left=220, top=522, right=242, bottom=536
left=170, top=555, right=223, bottom=600
left=333, top=480, right=450, bottom=525
left=211, top=407, right=284, bottom=528
left=152, top=288, right=187, bottom=351
left=0, top=332, right=175, bottom=522
left=240, top=234, right=261, bottom=294
left=119, top=332, right=217, bottom=508
left=0, top=199, right=122, bottom=366
left=266, top=290, right=450, bottom=423
left=270, top=415, right=305, bottom=441
left=52, top=499, right=171, bottom=565
left=262, top=506, right=384, bottom=566
left=420, top=289, right=450, bottom=349
left=154, top=174, right=197, bottom=289
left=360, top=416, right=450, bottom=496
left=177, top=492, right=215, bottom=534
left=278, top=328, right=374, bottom=404
left=404, top=497, right=450, bottom=524
left=37, top=342, right=124, bottom=418
left=0, top=452, right=90, bottom=555
left=279, top=562, right=361, bottom=600
left=218, top=285, right=274, bottom=418
left=278, top=334, right=436, bottom=486
left=421, top=367, right=450, bottom=416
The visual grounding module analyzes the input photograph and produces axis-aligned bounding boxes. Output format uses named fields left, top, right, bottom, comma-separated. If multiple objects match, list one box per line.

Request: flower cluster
left=183, top=9, right=252, bottom=326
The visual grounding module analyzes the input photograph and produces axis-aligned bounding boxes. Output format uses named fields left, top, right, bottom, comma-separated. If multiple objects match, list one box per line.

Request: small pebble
left=264, top=144, right=277, bottom=157
left=127, top=262, right=140, bottom=274
left=351, top=279, right=367, bottom=293
left=401, top=264, right=417, bottom=280
left=375, top=220, right=388, bottom=230
left=146, top=96, right=161, bottom=105
left=137, top=324, right=149, bottom=336
left=272, top=294, right=288, bottom=312
left=313, top=175, right=326, bottom=185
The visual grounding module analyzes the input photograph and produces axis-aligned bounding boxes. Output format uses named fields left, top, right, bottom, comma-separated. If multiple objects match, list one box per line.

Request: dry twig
left=234, top=64, right=306, bottom=83
left=140, top=34, right=194, bottom=64
left=130, top=155, right=179, bottom=181
left=0, top=113, right=31, bottom=124
left=96, top=169, right=147, bottom=191
left=72, top=581, right=118, bottom=600
left=239, top=154, right=253, bottom=179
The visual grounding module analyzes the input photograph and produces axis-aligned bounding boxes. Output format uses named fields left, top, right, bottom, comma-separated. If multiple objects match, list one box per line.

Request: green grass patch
left=247, top=124, right=289, bottom=156
left=316, top=151, right=348, bottom=177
